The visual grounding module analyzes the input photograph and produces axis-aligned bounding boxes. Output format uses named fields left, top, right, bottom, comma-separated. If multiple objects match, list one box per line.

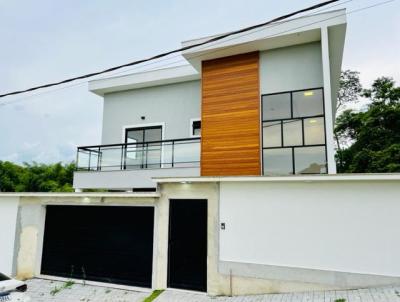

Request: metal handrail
left=76, top=137, right=201, bottom=172
left=77, top=137, right=200, bottom=150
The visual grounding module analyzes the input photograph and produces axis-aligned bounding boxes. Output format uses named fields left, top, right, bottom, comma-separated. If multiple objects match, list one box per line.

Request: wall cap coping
left=153, top=173, right=400, bottom=183
left=0, top=192, right=160, bottom=198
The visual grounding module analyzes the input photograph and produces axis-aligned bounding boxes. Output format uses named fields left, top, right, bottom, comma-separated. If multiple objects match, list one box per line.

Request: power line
left=0, top=0, right=393, bottom=106
left=0, top=0, right=340, bottom=99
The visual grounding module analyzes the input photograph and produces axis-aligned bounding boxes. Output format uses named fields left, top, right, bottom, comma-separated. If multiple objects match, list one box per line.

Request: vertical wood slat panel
left=201, top=52, right=261, bottom=176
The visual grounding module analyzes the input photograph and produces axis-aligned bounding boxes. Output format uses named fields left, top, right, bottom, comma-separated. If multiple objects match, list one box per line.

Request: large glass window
left=124, top=126, right=162, bottom=168
left=262, top=88, right=327, bottom=175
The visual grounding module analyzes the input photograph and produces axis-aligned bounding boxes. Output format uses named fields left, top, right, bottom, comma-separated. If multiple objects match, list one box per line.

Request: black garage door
left=41, top=205, right=154, bottom=287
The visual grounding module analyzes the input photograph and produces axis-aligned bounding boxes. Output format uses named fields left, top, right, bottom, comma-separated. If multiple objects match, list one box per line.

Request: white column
left=321, top=26, right=337, bottom=174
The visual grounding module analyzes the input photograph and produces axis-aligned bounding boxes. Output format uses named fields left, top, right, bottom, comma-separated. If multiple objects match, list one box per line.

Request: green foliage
left=50, top=280, right=74, bottom=296
left=143, top=290, right=164, bottom=302
left=335, top=76, right=400, bottom=173
left=0, top=161, right=75, bottom=192
left=337, top=70, right=362, bottom=111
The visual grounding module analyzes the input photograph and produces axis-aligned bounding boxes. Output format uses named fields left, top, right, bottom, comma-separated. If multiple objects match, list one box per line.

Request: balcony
left=73, top=138, right=200, bottom=190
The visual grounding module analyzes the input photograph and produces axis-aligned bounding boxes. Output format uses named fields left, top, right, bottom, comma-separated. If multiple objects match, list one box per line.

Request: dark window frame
left=191, top=120, right=201, bottom=137
left=261, top=87, right=328, bottom=175
left=124, top=125, right=163, bottom=144
left=124, top=125, right=163, bottom=169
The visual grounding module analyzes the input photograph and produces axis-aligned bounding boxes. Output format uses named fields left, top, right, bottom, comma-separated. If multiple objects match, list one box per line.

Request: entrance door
left=168, top=199, right=207, bottom=292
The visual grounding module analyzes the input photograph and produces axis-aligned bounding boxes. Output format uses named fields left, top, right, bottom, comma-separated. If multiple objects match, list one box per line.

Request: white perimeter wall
left=220, top=180, right=400, bottom=277
left=0, top=196, right=19, bottom=275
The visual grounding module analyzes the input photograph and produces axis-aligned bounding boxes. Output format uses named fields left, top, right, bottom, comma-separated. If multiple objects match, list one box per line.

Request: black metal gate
left=41, top=205, right=154, bottom=287
left=168, top=199, right=207, bottom=292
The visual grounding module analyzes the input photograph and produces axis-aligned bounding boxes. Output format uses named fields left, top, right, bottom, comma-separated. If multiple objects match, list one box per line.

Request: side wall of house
left=101, top=80, right=201, bottom=144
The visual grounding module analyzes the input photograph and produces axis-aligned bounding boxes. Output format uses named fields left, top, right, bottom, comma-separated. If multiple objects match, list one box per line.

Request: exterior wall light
left=304, top=91, right=314, bottom=96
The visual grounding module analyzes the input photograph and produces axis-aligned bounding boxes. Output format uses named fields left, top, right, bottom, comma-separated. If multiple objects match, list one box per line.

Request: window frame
left=261, top=87, right=328, bottom=175
left=122, top=123, right=165, bottom=169
left=189, top=118, right=201, bottom=138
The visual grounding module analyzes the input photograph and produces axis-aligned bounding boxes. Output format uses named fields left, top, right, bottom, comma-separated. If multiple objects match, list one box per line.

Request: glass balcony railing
left=76, top=137, right=200, bottom=171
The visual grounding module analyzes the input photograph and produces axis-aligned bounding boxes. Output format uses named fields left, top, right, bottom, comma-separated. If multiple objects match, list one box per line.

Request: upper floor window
left=262, top=88, right=327, bottom=175
left=190, top=119, right=201, bottom=137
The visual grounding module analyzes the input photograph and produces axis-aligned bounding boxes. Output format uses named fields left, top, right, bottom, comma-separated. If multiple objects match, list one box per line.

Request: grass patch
left=334, top=299, right=346, bottom=302
left=143, top=290, right=164, bottom=302
left=50, top=280, right=75, bottom=296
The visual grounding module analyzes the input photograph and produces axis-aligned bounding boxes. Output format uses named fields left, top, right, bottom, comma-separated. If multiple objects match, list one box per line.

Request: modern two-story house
left=73, top=9, right=343, bottom=191
left=3, top=8, right=400, bottom=298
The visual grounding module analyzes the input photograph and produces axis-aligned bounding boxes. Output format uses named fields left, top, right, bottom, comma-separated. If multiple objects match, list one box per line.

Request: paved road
left=26, top=278, right=400, bottom=302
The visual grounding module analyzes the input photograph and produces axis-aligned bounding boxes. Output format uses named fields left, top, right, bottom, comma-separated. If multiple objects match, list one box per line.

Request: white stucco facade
left=259, top=42, right=323, bottom=95
left=101, top=80, right=201, bottom=145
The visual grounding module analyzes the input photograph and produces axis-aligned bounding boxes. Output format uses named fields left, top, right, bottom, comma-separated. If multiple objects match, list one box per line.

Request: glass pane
left=162, top=143, right=173, bottom=168
left=145, top=127, right=162, bottom=142
left=283, top=119, right=302, bottom=146
left=263, top=121, right=281, bottom=148
left=304, top=117, right=325, bottom=145
left=125, top=145, right=144, bottom=169
left=89, top=152, right=99, bottom=171
left=294, top=146, right=327, bottom=174
left=173, top=140, right=200, bottom=167
left=292, top=89, right=324, bottom=117
left=262, top=93, right=291, bottom=120
left=263, top=148, right=293, bottom=175
left=126, top=129, right=143, bottom=143
left=100, top=147, right=122, bottom=171
left=146, top=143, right=162, bottom=168
left=77, top=149, right=90, bottom=170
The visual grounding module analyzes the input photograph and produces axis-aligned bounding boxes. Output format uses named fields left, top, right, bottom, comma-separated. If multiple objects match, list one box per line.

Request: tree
left=335, top=77, right=400, bottom=173
left=334, top=70, right=362, bottom=168
left=336, top=70, right=362, bottom=112
left=0, top=161, right=75, bottom=192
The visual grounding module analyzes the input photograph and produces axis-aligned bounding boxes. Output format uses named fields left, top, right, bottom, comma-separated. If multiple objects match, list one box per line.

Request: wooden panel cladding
left=201, top=52, right=261, bottom=176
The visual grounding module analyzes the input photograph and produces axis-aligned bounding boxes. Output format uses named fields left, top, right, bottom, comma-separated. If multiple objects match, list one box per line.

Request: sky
left=0, top=0, right=399, bottom=164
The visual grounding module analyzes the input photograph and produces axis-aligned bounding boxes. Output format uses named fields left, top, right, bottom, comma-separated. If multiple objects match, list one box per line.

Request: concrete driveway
left=26, top=278, right=400, bottom=302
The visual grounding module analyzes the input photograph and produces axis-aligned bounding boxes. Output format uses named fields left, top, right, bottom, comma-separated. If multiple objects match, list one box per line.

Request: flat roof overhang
left=88, top=9, right=346, bottom=102
left=88, top=64, right=200, bottom=96
left=181, top=9, right=347, bottom=70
